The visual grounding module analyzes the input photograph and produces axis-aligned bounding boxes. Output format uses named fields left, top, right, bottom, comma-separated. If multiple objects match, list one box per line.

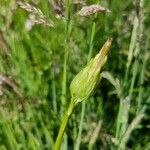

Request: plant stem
left=118, top=113, right=144, bottom=150
left=75, top=17, right=96, bottom=150
left=54, top=99, right=75, bottom=150
left=136, top=0, right=147, bottom=115
left=116, top=0, right=145, bottom=145
left=136, top=50, right=148, bottom=114
left=124, top=16, right=138, bottom=87
left=52, top=67, right=57, bottom=113
left=61, top=0, right=72, bottom=115
left=115, top=97, right=130, bottom=140
left=116, top=28, right=139, bottom=146
left=60, top=1, right=73, bottom=148
left=129, top=60, right=138, bottom=99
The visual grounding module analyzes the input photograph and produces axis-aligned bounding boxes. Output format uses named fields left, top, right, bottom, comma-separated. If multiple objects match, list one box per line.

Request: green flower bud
left=70, top=39, right=112, bottom=104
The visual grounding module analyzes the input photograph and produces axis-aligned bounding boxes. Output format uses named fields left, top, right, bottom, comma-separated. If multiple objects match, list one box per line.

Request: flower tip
left=98, top=38, right=112, bottom=59
left=106, top=38, right=112, bottom=50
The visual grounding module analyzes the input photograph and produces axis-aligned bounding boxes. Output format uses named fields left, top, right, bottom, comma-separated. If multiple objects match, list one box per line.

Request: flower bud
left=70, top=39, right=112, bottom=104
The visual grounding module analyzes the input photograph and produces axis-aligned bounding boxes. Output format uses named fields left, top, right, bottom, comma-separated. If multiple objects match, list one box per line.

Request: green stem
left=116, top=48, right=138, bottom=143
left=54, top=99, right=75, bottom=150
left=52, top=67, right=57, bottom=113
left=61, top=0, right=72, bottom=115
left=124, top=16, right=138, bottom=87
left=116, top=0, right=145, bottom=145
left=136, top=53, right=148, bottom=114
left=129, top=60, right=138, bottom=99
left=115, top=99, right=122, bottom=139
left=87, top=21, right=96, bottom=61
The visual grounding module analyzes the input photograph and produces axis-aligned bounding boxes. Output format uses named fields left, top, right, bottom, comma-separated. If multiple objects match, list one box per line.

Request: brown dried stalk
left=0, top=30, right=11, bottom=57
left=17, top=1, right=54, bottom=27
left=0, top=73, right=22, bottom=97
left=77, top=4, right=111, bottom=16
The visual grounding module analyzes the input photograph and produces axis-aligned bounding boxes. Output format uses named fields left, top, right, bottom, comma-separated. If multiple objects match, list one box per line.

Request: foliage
left=0, top=0, right=150, bottom=150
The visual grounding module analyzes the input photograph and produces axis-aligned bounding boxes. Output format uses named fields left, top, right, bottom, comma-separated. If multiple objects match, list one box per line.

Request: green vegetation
left=0, top=0, right=149, bottom=150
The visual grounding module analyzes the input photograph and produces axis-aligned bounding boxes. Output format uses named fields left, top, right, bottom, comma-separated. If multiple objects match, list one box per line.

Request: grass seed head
left=77, top=4, right=111, bottom=16
left=17, top=1, right=54, bottom=27
left=70, top=39, right=112, bottom=104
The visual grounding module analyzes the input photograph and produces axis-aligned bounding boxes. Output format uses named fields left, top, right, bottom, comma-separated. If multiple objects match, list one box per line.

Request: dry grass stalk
left=0, top=30, right=11, bottom=57
left=0, top=73, right=22, bottom=97
left=119, top=113, right=145, bottom=149
left=89, top=121, right=102, bottom=147
left=17, top=1, right=54, bottom=27
left=77, top=4, right=111, bottom=16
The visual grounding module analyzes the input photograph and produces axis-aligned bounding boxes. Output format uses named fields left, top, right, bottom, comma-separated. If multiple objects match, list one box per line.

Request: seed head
left=70, top=39, right=112, bottom=104
left=17, top=1, right=54, bottom=27
left=77, top=4, right=111, bottom=16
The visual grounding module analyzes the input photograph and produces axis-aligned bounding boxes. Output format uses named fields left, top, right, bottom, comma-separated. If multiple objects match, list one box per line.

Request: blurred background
left=0, top=0, right=150, bottom=149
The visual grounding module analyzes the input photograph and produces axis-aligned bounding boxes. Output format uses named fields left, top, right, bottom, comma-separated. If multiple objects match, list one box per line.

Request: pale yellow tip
left=99, top=38, right=112, bottom=59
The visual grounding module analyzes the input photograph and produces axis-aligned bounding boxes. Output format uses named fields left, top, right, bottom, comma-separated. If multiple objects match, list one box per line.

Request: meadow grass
left=0, top=0, right=150, bottom=150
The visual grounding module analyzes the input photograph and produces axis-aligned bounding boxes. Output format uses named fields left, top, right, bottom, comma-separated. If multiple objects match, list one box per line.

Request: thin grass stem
left=61, top=0, right=72, bottom=115
left=75, top=16, right=96, bottom=150
left=52, top=67, right=57, bottom=113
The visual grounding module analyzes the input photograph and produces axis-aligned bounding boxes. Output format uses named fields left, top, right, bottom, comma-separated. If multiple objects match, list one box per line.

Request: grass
left=0, top=0, right=150, bottom=150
